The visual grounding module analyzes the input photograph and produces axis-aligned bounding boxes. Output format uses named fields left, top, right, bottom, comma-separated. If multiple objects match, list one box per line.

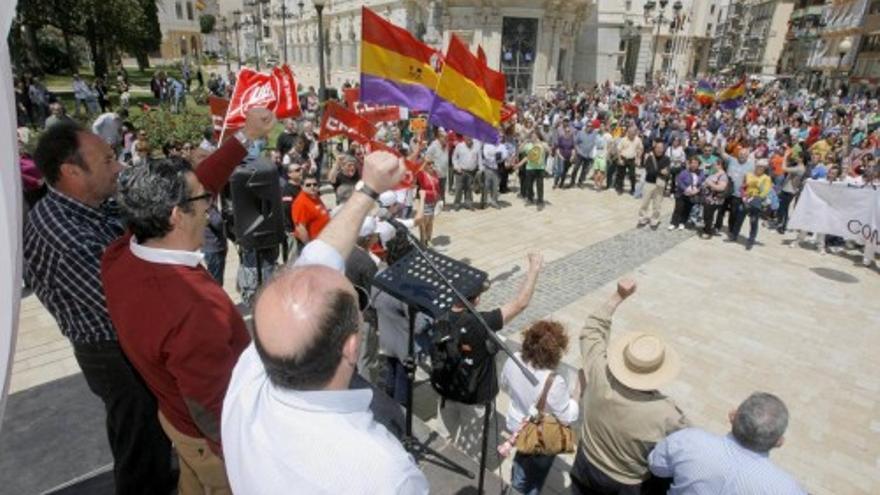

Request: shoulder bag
left=514, top=373, right=576, bottom=456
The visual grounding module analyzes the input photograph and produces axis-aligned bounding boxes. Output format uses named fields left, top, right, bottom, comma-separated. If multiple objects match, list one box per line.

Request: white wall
left=0, top=0, right=22, bottom=429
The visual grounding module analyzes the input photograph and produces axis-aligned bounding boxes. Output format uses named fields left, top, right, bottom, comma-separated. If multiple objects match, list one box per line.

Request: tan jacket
left=579, top=307, right=690, bottom=485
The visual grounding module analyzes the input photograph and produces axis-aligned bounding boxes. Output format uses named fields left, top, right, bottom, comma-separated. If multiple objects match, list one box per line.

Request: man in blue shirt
left=648, top=392, right=806, bottom=495
left=572, top=121, right=596, bottom=188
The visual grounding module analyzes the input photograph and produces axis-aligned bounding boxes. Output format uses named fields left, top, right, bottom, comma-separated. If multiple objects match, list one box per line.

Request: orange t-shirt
left=770, top=154, right=785, bottom=177
left=291, top=192, right=330, bottom=241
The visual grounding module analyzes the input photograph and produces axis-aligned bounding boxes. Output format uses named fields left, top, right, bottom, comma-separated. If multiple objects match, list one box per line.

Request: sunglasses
left=303, top=183, right=319, bottom=188
left=182, top=192, right=212, bottom=204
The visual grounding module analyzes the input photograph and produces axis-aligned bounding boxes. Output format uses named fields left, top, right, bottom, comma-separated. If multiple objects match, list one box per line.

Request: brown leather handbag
left=514, top=372, right=576, bottom=456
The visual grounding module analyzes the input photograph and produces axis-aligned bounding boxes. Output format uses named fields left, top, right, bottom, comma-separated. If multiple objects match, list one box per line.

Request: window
left=619, top=39, right=626, bottom=52
left=264, top=25, right=271, bottom=38
left=870, top=0, right=880, bottom=14
left=175, top=1, right=183, bottom=19
left=710, top=5, right=715, bottom=14
left=186, top=1, right=194, bottom=21
left=618, top=54, right=625, bottom=69
left=556, top=48, right=567, bottom=82
left=707, top=23, right=713, bottom=34
left=665, top=39, right=673, bottom=52
left=626, top=0, right=632, bottom=10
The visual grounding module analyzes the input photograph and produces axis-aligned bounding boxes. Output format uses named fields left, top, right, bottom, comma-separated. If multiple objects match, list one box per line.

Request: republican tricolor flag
left=716, top=79, right=746, bottom=110
left=359, top=7, right=440, bottom=112
left=429, top=36, right=503, bottom=143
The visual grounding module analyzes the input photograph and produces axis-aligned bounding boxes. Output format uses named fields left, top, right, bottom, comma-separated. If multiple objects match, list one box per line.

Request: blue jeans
left=511, top=452, right=555, bottom=495
left=204, top=250, right=227, bottom=285
left=384, top=357, right=410, bottom=404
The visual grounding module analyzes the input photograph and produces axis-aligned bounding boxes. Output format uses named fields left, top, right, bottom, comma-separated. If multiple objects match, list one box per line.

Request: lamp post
left=513, top=23, right=526, bottom=96
left=220, top=17, right=232, bottom=73
left=313, top=0, right=327, bottom=101
left=643, top=0, right=682, bottom=87
left=232, top=10, right=243, bottom=69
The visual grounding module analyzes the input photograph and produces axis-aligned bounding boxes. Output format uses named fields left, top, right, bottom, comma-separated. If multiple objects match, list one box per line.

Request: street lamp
left=313, top=0, right=327, bottom=101
left=643, top=0, right=683, bottom=87
left=232, top=10, right=244, bottom=69
left=276, top=2, right=297, bottom=64
left=513, top=23, right=526, bottom=96
left=220, top=16, right=232, bottom=73
left=835, top=36, right=853, bottom=92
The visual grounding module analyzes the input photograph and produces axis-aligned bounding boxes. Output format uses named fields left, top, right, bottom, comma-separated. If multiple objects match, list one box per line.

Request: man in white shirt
left=481, top=140, right=510, bottom=208
left=222, top=150, right=430, bottom=495
left=452, top=136, right=480, bottom=210
left=91, top=108, right=128, bottom=151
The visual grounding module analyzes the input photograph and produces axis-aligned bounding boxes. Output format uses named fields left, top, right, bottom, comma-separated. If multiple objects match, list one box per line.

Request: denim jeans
left=777, top=191, right=795, bottom=231
left=570, top=156, right=592, bottom=186
left=483, top=168, right=500, bottom=206
left=384, top=356, right=410, bottom=405
left=525, top=169, right=545, bottom=204
left=73, top=341, right=175, bottom=495
left=511, top=452, right=555, bottom=495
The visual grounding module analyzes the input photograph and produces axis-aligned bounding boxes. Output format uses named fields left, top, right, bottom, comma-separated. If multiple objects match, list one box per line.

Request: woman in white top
left=501, top=320, right=580, bottom=495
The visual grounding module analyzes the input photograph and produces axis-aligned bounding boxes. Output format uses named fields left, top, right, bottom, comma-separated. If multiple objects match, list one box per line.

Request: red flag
left=366, top=140, right=422, bottom=188
left=224, top=65, right=301, bottom=131
left=624, top=103, right=639, bottom=116
left=343, top=87, right=402, bottom=123
left=500, top=103, right=517, bottom=123
left=477, top=46, right=487, bottom=65
left=208, top=96, right=230, bottom=141
left=318, top=101, right=377, bottom=144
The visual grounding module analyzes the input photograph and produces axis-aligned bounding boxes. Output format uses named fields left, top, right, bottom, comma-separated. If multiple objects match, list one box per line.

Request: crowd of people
left=16, top=66, right=880, bottom=495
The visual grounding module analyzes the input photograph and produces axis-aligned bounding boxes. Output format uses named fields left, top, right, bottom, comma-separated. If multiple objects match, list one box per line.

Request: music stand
left=373, top=227, right=538, bottom=494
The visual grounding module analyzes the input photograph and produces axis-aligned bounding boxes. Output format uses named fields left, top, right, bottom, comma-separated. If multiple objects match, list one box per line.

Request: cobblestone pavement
left=479, top=226, right=694, bottom=336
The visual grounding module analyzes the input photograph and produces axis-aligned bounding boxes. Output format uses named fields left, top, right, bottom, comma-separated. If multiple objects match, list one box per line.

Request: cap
left=378, top=191, right=398, bottom=208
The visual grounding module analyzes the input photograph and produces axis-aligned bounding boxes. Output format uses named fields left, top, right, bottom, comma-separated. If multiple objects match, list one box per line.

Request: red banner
left=500, top=103, right=517, bottom=123
left=224, top=65, right=301, bottom=131
left=208, top=96, right=229, bottom=141
left=318, top=101, right=377, bottom=144
left=343, top=88, right=402, bottom=124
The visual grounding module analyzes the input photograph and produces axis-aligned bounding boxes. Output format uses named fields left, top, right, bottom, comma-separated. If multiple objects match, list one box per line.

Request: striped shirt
left=23, top=188, right=124, bottom=344
left=648, top=428, right=806, bottom=495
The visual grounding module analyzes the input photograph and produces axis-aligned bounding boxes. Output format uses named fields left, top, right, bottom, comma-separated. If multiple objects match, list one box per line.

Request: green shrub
left=130, top=107, right=211, bottom=150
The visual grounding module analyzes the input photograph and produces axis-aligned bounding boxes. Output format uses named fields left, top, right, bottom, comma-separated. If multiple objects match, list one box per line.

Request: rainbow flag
left=716, top=79, right=746, bottom=110
left=695, top=80, right=715, bottom=106
left=359, top=7, right=440, bottom=112
left=429, top=35, right=502, bottom=143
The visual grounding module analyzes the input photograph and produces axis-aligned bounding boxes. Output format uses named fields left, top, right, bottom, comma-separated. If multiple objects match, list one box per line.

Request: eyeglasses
left=303, top=183, right=319, bottom=188
left=182, top=192, right=212, bottom=204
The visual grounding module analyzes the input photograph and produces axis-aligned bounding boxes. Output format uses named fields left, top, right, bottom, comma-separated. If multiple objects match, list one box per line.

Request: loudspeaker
left=229, top=157, right=285, bottom=250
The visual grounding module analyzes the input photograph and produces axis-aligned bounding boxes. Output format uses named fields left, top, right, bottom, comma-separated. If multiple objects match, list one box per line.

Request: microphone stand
left=388, top=219, right=538, bottom=494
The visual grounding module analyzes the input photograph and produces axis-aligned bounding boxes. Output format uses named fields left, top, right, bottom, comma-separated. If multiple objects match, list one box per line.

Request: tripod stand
left=374, top=222, right=538, bottom=493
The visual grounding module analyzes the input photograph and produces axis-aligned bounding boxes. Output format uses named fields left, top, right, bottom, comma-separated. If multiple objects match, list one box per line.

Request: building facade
left=578, top=0, right=724, bottom=87
left=708, top=0, right=794, bottom=76
left=779, top=0, right=828, bottom=87
left=157, top=0, right=218, bottom=60
left=244, top=0, right=595, bottom=95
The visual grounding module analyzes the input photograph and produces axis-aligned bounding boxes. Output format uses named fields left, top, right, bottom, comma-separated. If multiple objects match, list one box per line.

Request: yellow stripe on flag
left=361, top=41, right=439, bottom=90
left=435, top=64, right=503, bottom=127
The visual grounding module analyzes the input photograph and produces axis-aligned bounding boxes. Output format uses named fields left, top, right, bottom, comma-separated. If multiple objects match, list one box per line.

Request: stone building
left=256, top=0, right=594, bottom=95
left=157, top=0, right=219, bottom=60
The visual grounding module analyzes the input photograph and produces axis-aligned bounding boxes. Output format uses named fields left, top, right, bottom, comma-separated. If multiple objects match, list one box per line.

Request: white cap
left=378, top=191, right=397, bottom=208
left=359, top=216, right=379, bottom=238
left=377, top=221, right=397, bottom=247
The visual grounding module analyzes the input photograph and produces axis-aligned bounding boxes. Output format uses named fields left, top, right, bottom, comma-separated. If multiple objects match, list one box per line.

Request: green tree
left=200, top=14, right=216, bottom=35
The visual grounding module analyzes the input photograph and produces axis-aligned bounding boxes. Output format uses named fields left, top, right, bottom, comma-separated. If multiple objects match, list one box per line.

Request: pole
left=255, top=7, right=262, bottom=71
left=648, top=11, right=663, bottom=86
left=316, top=4, right=327, bottom=101
left=282, top=3, right=289, bottom=64
left=514, top=43, right=520, bottom=95
left=234, top=23, right=242, bottom=69
left=223, top=20, right=231, bottom=74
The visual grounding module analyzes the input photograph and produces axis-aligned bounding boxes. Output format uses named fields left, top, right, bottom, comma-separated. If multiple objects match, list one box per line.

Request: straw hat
left=607, top=332, right=680, bottom=391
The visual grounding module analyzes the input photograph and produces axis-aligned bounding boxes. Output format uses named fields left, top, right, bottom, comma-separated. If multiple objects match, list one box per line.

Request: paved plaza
left=7, top=181, right=880, bottom=494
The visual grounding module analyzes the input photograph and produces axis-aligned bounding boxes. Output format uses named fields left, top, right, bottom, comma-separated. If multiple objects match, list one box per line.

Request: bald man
left=222, top=151, right=430, bottom=494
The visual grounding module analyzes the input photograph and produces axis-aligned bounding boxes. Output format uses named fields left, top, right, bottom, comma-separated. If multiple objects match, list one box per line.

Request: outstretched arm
left=579, top=278, right=636, bottom=368
left=500, top=252, right=544, bottom=325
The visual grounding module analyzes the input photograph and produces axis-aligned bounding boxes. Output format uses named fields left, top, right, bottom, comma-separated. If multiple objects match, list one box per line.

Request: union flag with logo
left=223, top=65, right=301, bottom=132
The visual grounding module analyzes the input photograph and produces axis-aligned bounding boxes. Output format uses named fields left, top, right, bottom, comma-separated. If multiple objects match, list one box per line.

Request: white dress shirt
left=452, top=142, right=480, bottom=172
left=222, top=240, right=429, bottom=495
left=425, top=139, right=449, bottom=178
left=500, top=352, right=579, bottom=433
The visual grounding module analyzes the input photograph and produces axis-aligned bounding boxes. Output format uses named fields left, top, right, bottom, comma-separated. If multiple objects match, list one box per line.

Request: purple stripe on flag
left=359, top=73, right=436, bottom=112
left=719, top=98, right=742, bottom=110
left=429, top=98, right=499, bottom=144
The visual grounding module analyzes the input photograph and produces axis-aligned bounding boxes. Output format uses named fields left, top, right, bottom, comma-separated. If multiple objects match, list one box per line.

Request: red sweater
left=101, top=137, right=248, bottom=452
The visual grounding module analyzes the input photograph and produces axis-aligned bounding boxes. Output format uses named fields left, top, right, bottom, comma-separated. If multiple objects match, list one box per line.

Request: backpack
left=428, top=314, right=495, bottom=405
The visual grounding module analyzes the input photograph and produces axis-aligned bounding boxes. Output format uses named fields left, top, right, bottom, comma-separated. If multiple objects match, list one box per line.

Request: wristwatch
left=233, top=130, right=254, bottom=150
left=355, top=180, right=380, bottom=201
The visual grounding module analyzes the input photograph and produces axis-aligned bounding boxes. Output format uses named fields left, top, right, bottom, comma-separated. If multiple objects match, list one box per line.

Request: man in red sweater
left=101, top=109, right=275, bottom=494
